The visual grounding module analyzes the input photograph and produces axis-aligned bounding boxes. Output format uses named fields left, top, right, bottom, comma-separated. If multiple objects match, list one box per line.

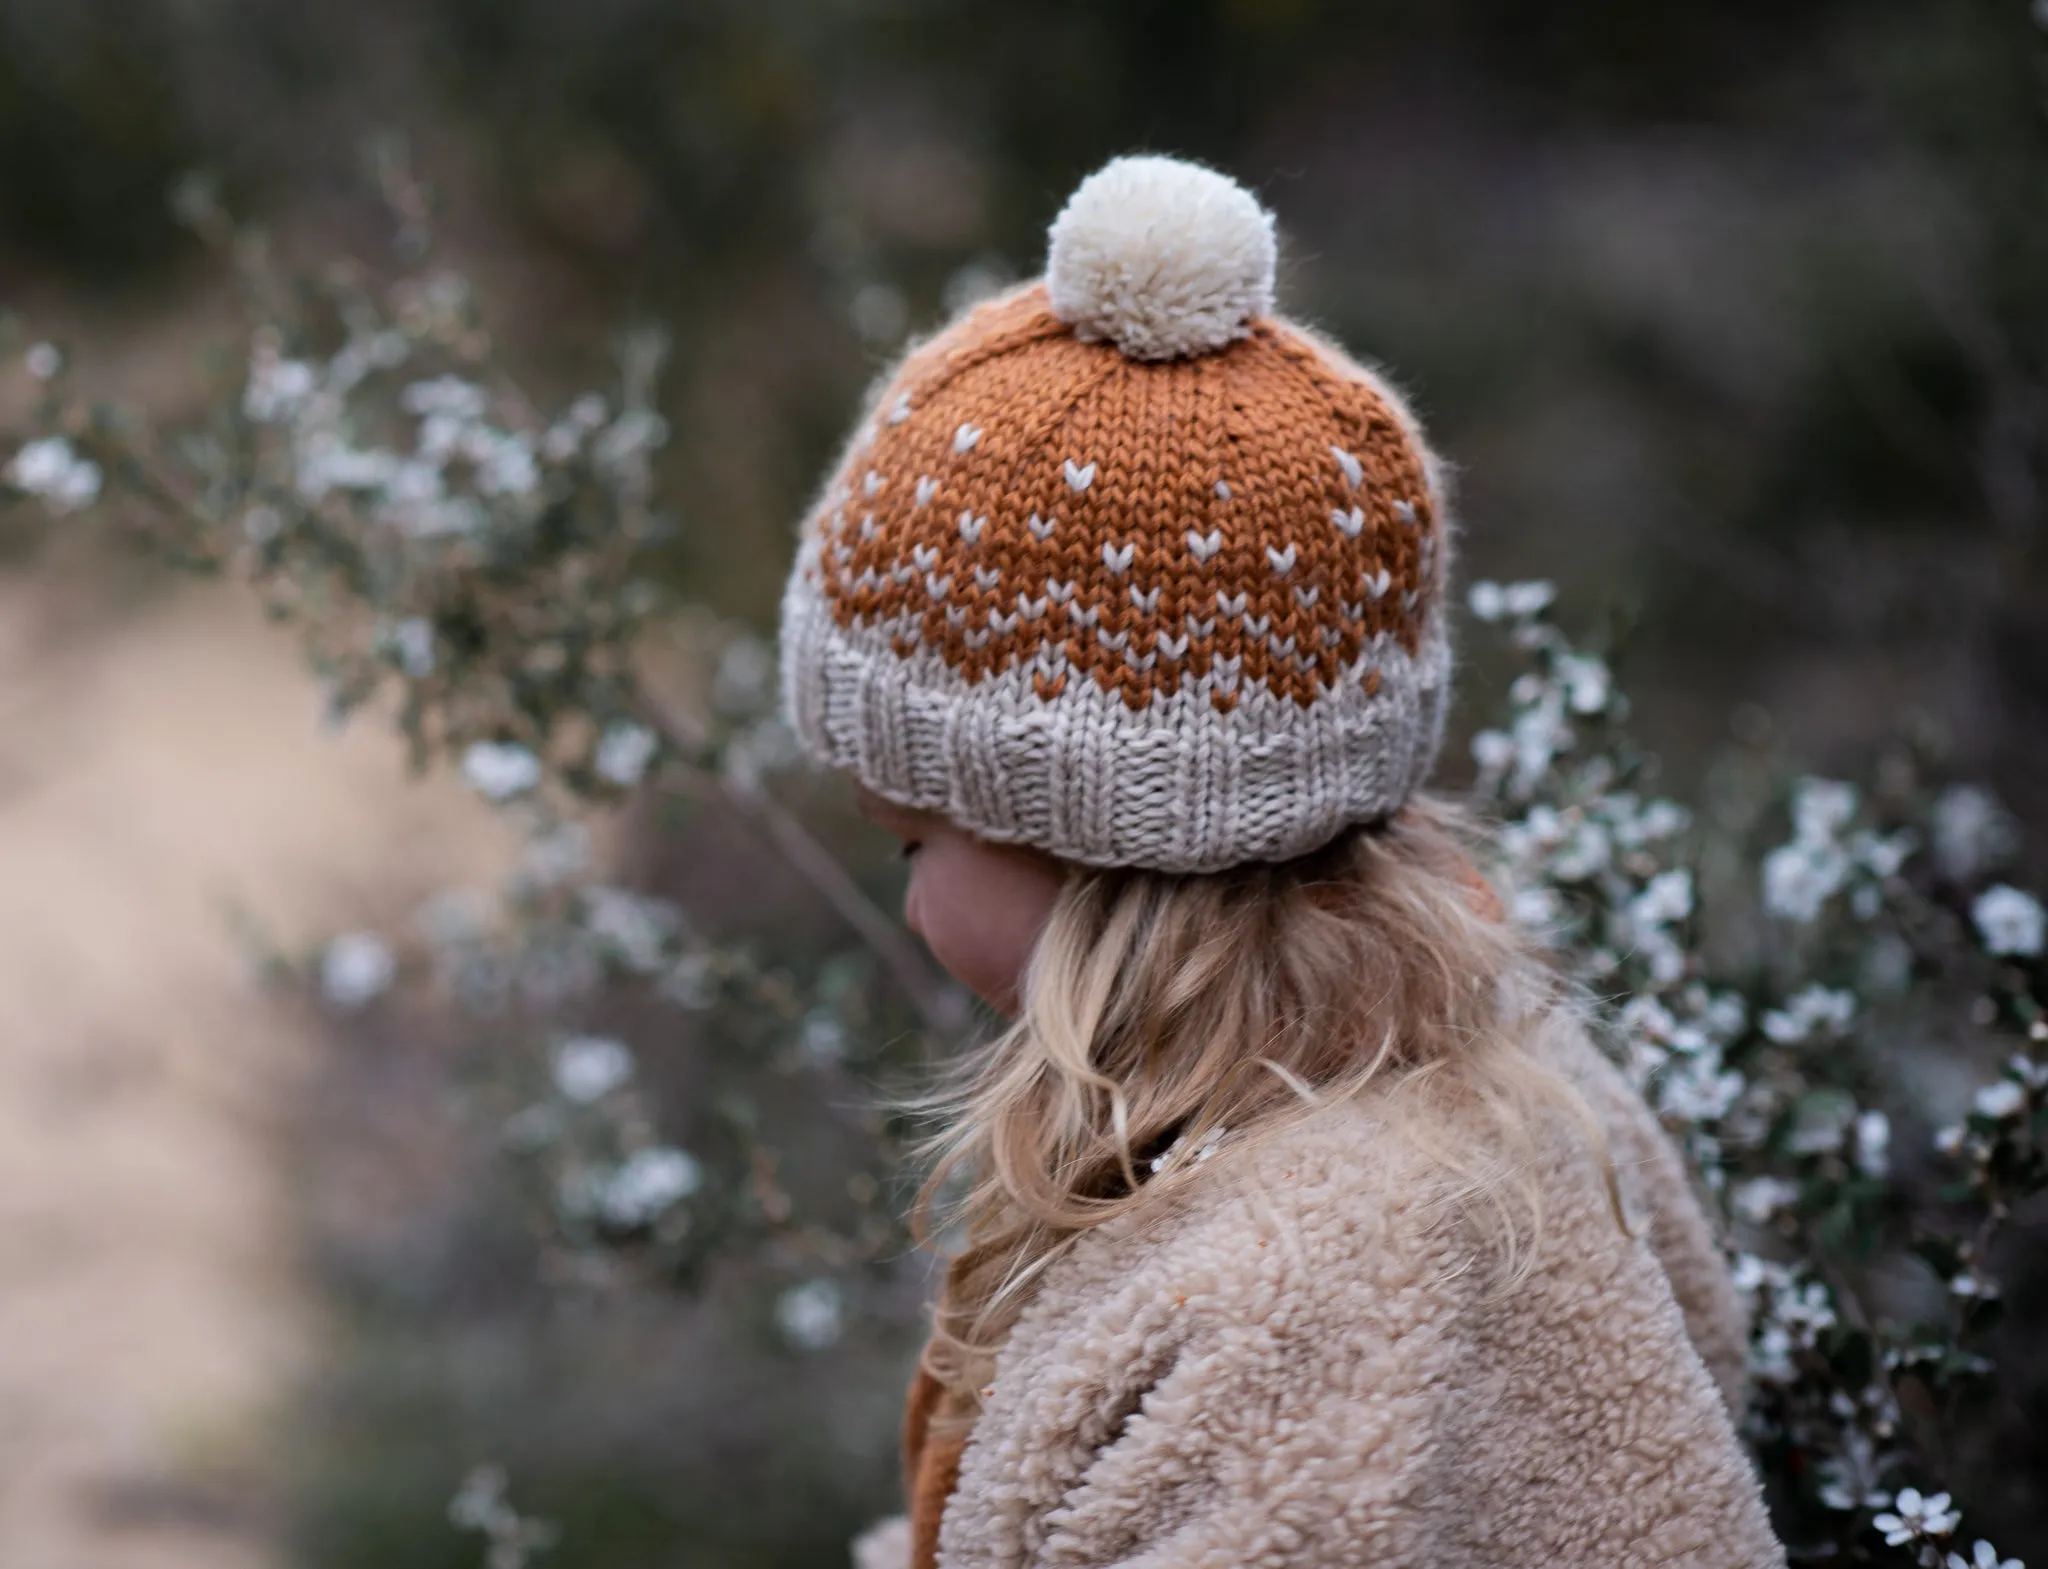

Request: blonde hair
left=912, top=795, right=1612, bottom=1420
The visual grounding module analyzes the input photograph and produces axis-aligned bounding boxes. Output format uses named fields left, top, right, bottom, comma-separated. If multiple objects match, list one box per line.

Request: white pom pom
left=1045, top=156, right=1276, bottom=361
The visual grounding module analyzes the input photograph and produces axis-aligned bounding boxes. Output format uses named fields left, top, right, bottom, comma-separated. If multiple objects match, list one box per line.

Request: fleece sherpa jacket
left=857, top=1024, right=1786, bottom=1569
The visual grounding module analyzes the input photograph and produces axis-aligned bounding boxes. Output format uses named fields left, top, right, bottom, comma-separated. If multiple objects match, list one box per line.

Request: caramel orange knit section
left=807, top=284, right=1439, bottom=714
left=902, top=1364, right=964, bottom=1569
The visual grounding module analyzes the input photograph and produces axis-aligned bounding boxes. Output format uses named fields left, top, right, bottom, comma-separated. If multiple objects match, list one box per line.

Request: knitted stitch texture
left=780, top=156, right=1453, bottom=871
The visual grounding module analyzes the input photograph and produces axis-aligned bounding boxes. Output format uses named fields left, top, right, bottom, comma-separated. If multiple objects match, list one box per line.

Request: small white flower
left=1854, top=829, right=1916, bottom=880
left=662, top=951, right=719, bottom=1010
left=1621, top=995, right=1681, bottom=1047
left=1470, top=729, right=1514, bottom=773
left=463, top=741, right=543, bottom=800
left=24, top=342, right=61, bottom=380
left=1973, top=1078, right=2026, bottom=1121
left=5, top=435, right=102, bottom=512
left=1782, top=1280, right=1837, bottom=1338
left=1501, top=580, right=1556, bottom=617
left=1631, top=869, right=1695, bottom=931
left=1788, top=1097, right=1852, bottom=1155
left=389, top=617, right=435, bottom=677
left=594, top=722, right=659, bottom=787
left=1556, top=653, right=1611, bottom=715
left=294, top=433, right=400, bottom=501
left=1933, top=785, right=2014, bottom=883
left=1732, top=1176, right=1800, bottom=1224
left=541, top=393, right=610, bottom=461
left=243, top=355, right=317, bottom=423
left=552, top=1035, right=634, bottom=1103
left=1947, top=1540, right=2023, bottom=1569
left=1467, top=581, right=1506, bottom=621
left=1760, top=985, right=1856, bottom=1046
left=582, top=886, right=678, bottom=973
left=1973, top=885, right=2045, bottom=958
left=1853, top=1109, right=1891, bottom=1177
left=1612, top=797, right=1690, bottom=848
left=1702, top=990, right=1748, bottom=1042
left=448, top=1463, right=511, bottom=1532
left=470, top=429, right=540, bottom=497
left=1548, top=820, right=1612, bottom=882
left=321, top=931, right=395, bottom=1009
left=1875, top=1490, right=1961, bottom=1545
left=599, top=1145, right=702, bottom=1227
left=1730, top=1253, right=1781, bottom=1294
left=776, top=1278, right=846, bottom=1351
left=401, top=375, right=489, bottom=420
left=1510, top=886, right=1562, bottom=930
left=800, top=1009, right=847, bottom=1063
left=1659, top=1057, right=1744, bottom=1123
left=1792, top=778, right=1859, bottom=844
left=1762, top=840, right=1851, bottom=924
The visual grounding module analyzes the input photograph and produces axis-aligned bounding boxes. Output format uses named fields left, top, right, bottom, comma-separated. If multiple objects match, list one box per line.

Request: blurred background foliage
left=2, top=0, right=2045, bottom=1565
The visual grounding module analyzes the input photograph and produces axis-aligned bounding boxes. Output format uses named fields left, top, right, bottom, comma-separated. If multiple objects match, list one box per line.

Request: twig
left=727, top=772, right=967, bottom=1038
left=637, top=699, right=965, bottom=1039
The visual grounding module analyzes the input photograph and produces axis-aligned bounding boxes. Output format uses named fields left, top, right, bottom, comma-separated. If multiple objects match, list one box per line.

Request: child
left=780, top=155, right=1784, bottom=1569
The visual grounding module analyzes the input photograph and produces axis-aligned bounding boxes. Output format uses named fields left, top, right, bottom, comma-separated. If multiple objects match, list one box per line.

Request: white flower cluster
left=235, top=321, right=664, bottom=549
left=1760, top=779, right=1913, bottom=924
left=1733, top=1253, right=1838, bottom=1385
left=464, top=741, right=544, bottom=801
left=1935, top=1051, right=2047, bottom=1166
left=1732, top=1175, right=1802, bottom=1225
left=1497, top=796, right=1691, bottom=945
left=447, top=1463, right=557, bottom=1569
left=1469, top=583, right=1615, bottom=800
left=580, top=885, right=685, bottom=976
left=1465, top=592, right=2048, bottom=1559
left=1760, top=985, right=1857, bottom=1046
left=595, top=1145, right=702, bottom=1228
left=4, top=435, right=102, bottom=512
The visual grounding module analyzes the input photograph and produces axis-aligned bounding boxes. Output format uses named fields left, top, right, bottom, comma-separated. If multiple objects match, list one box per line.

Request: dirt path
left=0, top=563, right=509, bottom=1569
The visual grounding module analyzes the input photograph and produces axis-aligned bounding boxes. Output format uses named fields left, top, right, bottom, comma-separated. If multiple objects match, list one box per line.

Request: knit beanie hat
left=779, top=155, right=1453, bottom=873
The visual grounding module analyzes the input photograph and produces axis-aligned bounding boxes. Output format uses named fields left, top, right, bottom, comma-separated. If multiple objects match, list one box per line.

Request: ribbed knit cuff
left=781, top=581, right=1449, bottom=873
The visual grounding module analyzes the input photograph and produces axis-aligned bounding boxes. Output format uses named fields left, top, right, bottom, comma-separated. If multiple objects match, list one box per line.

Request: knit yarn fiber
left=779, top=155, right=1454, bottom=872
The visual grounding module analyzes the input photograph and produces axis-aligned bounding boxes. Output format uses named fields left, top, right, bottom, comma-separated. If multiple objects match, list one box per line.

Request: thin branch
left=636, top=698, right=965, bottom=1040
left=726, top=773, right=968, bottom=1040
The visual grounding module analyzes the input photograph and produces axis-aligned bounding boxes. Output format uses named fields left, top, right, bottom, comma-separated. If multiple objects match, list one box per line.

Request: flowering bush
left=1471, top=587, right=2046, bottom=1567
left=5, top=179, right=2043, bottom=1566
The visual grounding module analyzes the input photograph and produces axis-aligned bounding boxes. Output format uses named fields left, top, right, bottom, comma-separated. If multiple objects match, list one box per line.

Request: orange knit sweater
left=902, top=1365, right=962, bottom=1569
